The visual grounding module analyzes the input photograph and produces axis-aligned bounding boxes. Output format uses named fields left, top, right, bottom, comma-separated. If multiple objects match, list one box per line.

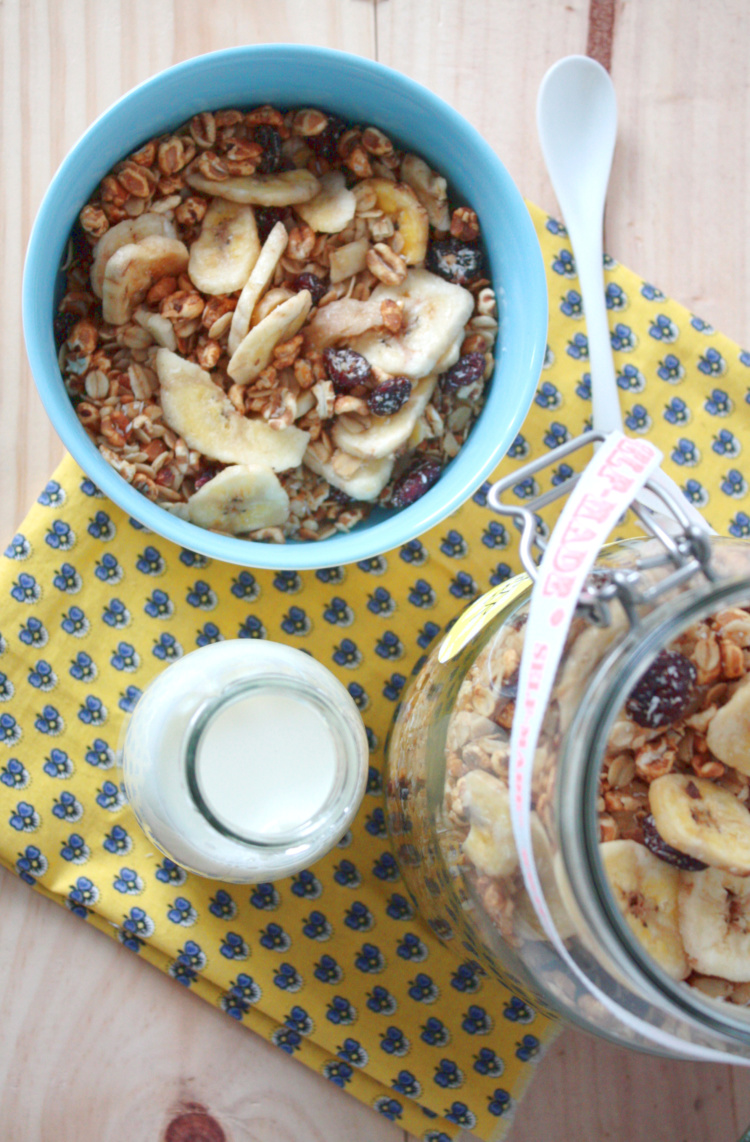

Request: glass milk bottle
left=121, top=640, right=369, bottom=881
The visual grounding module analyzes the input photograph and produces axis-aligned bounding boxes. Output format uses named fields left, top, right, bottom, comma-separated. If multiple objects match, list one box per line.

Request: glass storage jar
left=386, top=530, right=750, bottom=1062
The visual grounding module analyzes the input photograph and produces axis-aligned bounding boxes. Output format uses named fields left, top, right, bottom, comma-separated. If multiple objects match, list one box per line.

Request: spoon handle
left=537, top=55, right=717, bottom=534
left=568, top=214, right=623, bottom=435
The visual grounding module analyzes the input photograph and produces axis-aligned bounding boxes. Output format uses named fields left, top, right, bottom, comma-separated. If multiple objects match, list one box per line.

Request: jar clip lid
left=486, top=429, right=716, bottom=628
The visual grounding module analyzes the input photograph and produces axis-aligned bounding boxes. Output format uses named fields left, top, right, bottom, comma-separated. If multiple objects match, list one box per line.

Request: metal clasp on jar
left=487, top=430, right=716, bottom=628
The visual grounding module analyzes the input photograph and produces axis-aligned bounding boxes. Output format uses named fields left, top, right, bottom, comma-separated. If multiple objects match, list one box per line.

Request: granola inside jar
left=386, top=535, right=750, bottom=1060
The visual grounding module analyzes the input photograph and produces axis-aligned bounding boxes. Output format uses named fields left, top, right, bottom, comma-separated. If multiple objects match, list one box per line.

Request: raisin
left=426, top=237, right=483, bottom=285
left=310, top=115, right=347, bottom=163
left=441, top=352, right=486, bottom=393
left=254, top=125, right=283, bottom=174
left=53, top=311, right=77, bottom=347
left=295, top=272, right=327, bottom=306
left=642, top=815, right=708, bottom=871
left=368, top=376, right=412, bottom=417
left=625, top=650, right=697, bottom=728
left=327, top=485, right=354, bottom=506
left=390, top=457, right=442, bottom=509
left=255, top=206, right=285, bottom=242
left=323, top=347, right=372, bottom=392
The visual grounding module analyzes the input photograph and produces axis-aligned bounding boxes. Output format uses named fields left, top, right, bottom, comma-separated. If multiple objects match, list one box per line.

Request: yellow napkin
left=1, top=203, right=747, bottom=1141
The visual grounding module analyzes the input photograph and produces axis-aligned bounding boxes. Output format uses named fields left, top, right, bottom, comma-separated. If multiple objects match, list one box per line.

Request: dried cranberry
left=253, top=125, right=282, bottom=174
left=642, top=815, right=708, bottom=871
left=193, top=469, right=218, bottom=492
left=255, top=206, right=285, bottom=242
left=368, top=376, right=412, bottom=417
left=327, top=485, right=354, bottom=506
left=390, top=457, right=442, bottom=509
left=441, top=352, right=487, bottom=393
left=426, top=237, right=483, bottom=285
left=625, top=650, right=697, bottom=728
left=323, top=347, right=372, bottom=392
left=310, top=115, right=347, bottom=163
left=295, top=272, right=327, bottom=306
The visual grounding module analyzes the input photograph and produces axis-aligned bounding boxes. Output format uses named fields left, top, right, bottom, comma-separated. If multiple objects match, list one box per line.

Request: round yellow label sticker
left=437, top=575, right=530, bottom=663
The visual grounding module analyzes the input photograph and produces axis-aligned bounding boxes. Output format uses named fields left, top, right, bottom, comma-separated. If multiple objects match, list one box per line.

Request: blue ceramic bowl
left=23, top=45, right=547, bottom=570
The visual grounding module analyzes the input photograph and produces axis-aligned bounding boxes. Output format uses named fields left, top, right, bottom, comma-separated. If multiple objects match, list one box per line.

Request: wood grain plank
left=509, top=1030, right=750, bottom=1142
left=5, top=3, right=750, bottom=1142
left=586, top=0, right=616, bottom=71
left=0, top=869, right=403, bottom=1142
left=607, top=0, right=750, bottom=348
left=374, top=0, right=590, bottom=218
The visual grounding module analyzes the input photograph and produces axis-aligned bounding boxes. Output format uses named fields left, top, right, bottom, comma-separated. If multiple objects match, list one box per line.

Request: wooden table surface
left=2, top=2, right=750, bottom=1139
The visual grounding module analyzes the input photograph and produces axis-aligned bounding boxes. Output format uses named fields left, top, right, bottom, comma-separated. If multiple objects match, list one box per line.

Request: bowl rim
left=23, top=43, right=548, bottom=570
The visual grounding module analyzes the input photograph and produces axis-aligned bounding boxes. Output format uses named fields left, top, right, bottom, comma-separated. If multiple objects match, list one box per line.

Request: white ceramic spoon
left=537, top=54, right=715, bottom=534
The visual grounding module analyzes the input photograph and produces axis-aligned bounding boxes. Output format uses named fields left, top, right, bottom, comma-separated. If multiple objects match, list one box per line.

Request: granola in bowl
left=56, top=105, right=497, bottom=543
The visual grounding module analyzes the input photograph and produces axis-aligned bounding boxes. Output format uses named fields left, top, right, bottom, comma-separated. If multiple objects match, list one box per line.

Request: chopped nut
left=79, top=203, right=110, bottom=238
left=195, top=339, right=222, bottom=370
left=461, top=332, right=488, bottom=355
left=158, top=136, right=197, bottom=175
left=273, top=333, right=305, bottom=369
left=146, top=276, right=178, bottom=306
left=175, top=196, right=208, bottom=226
left=161, top=291, right=205, bottom=322
left=634, top=741, right=675, bottom=782
left=692, top=755, right=725, bottom=780
left=117, top=162, right=156, bottom=199
left=721, top=639, right=746, bottom=679
left=69, top=319, right=99, bottom=356
left=368, top=214, right=395, bottom=242
left=287, top=225, right=316, bottom=262
left=227, top=384, right=246, bottom=413
left=694, top=634, right=722, bottom=683
left=127, top=363, right=155, bottom=400
left=130, top=140, right=157, bottom=167
left=333, top=395, right=369, bottom=416
left=450, top=206, right=481, bottom=242
left=194, top=151, right=229, bottom=181
left=362, top=126, right=394, bottom=156
left=312, top=379, right=336, bottom=420
left=77, top=401, right=101, bottom=430
left=599, top=815, right=618, bottom=842
left=366, top=242, right=408, bottom=286
left=380, top=298, right=404, bottom=334
left=294, top=358, right=315, bottom=389
left=292, top=108, right=329, bottom=137
left=607, top=754, right=636, bottom=789
left=189, top=112, right=217, bottom=148
left=338, top=130, right=372, bottom=179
